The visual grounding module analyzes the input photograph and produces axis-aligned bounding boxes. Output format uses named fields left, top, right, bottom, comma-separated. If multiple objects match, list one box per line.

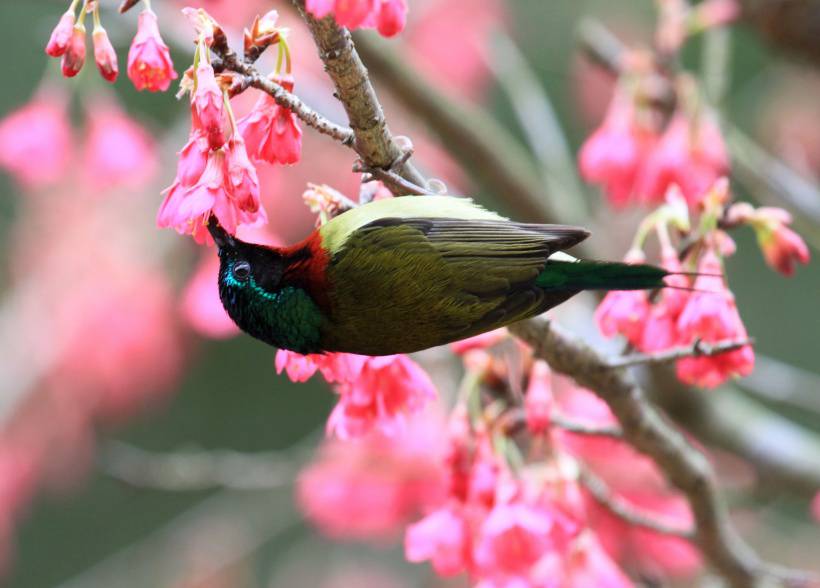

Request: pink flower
left=192, top=64, right=226, bottom=150
left=405, top=505, right=471, bottom=576
left=538, top=533, right=634, bottom=588
left=525, top=361, right=553, bottom=435
left=0, top=95, right=72, bottom=189
left=275, top=351, right=368, bottom=384
left=636, top=112, right=729, bottom=206
left=638, top=247, right=689, bottom=353
left=275, top=350, right=322, bottom=382
left=328, top=355, right=437, bottom=438
left=298, top=416, right=447, bottom=541
left=224, top=137, right=260, bottom=212
left=675, top=249, right=754, bottom=388
left=45, top=11, right=75, bottom=57
left=595, top=290, right=650, bottom=347
left=61, top=24, right=86, bottom=78
left=127, top=8, right=177, bottom=92
left=92, top=27, right=118, bottom=82
left=753, top=210, right=810, bottom=276
left=180, top=255, right=239, bottom=339
left=82, top=105, right=157, bottom=189
left=473, top=502, right=554, bottom=576
left=376, top=0, right=408, bottom=37
left=579, top=88, right=656, bottom=207
left=237, top=84, right=303, bottom=165
left=158, top=141, right=266, bottom=243
left=175, top=129, right=210, bottom=187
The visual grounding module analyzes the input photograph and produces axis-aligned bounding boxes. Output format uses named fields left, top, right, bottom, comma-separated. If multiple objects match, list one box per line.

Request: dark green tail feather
left=536, top=260, right=668, bottom=291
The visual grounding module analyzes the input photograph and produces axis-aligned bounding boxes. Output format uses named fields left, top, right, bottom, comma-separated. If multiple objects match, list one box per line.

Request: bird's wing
left=318, top=195, right=506, bottom=255
left=321, top=216, right=589, bottom=354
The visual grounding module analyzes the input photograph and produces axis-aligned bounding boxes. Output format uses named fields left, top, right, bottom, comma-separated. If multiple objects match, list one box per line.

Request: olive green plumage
left=209, top=196, right=668, bottom=355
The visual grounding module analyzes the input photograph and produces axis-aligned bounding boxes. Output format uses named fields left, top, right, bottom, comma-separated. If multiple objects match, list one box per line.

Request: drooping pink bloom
left=638, top=247, right=689, bottom=353
left=595, top=290, right=650, bottom=347
left=61, top=24, right=86, bottom=78
left=92, top=27, right=118, bottom=82
left=174, top=129, right=210, bottom=188
left=579, top=88, right=656, bottom=207
left=127, top=8, right=178, bottom=92
left=675, top=249, right=754, bottom=387
left=82, top=105, right=158, bottom=189
left=298, top=414, right=447, bottom=541
left=405, top=505, right=471, bottom=576
left=180, top=255, right=239, bottom=339
left=0, top=95, right=72, bottom=189
left=192, top=64, right=226, bottom=150
left=535, top=533, right=634, bottom=588
left=45, top=11, right=75, bottom=57
left=753, top=209, right=810, bottom=276
left=636, top=112, right=729, bottom=206
left=376, top=0, right=408, bottom=37
left=473, top=502, right=555, bottom=577
left=224, top=137, right=260, bottom=212
left=328, top=355, right=437, bottom=438
left=275, top=351, right=368, bottom=384
left=237, top=84, right=303, bottom=165
left=525, top=361, right=553, bottom=435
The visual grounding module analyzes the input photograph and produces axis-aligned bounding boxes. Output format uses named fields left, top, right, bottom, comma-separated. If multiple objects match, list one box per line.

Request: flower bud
left=61, top=24, right=87, bottom=78
left=45, top=10, right=75, bottom=57
left=93, top=27, right=118, bottom=82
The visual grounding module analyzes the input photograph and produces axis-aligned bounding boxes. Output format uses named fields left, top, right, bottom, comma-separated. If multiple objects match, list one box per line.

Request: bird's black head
left=207, top=217, right=285, bottom=332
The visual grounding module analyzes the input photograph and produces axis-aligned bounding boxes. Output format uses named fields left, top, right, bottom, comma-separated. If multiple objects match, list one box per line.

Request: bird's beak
left=207, top=215, right=235, bottom=252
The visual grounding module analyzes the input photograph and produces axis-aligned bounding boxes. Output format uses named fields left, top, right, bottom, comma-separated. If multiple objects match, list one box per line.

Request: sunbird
left=208, top=196, right=669, bottom=355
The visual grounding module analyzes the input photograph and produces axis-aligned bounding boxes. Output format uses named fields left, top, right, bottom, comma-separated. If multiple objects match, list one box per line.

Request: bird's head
left=207, top=216, right=286, bottom=338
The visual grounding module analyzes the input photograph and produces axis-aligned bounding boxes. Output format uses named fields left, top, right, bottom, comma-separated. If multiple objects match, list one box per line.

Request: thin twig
left=509, top=317, right=814, bottom=588
left=608, top=338, right=754, bottom=369
left=551, top=414, right=624, bottom=439
left=352, top=161, right=434, bottom=196
left=210, top=38, right=355, bottom=146
left=580, top=466, right=695, bottom=538
left=118, top=0, right=140, bottom=14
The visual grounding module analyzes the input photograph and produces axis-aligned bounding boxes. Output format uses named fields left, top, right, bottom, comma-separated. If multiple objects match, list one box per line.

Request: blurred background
left=0, top=1, right=818, bottom=587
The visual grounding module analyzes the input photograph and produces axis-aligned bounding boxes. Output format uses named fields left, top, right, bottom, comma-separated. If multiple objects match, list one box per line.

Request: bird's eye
left=233, top=261, right=251, bottom=281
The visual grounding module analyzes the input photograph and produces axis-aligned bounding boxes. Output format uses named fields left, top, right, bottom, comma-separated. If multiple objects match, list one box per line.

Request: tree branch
left=607, top=338, right=754, bottom=368
left=290, top=0, right=428, bottom=191
left=580, top=466, right=695, bottom=538
left=509, top=318, right=814, bottom=588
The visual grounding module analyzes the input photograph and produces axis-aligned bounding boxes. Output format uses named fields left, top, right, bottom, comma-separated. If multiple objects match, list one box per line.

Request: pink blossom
left=579, top=88, right=656, bottom=207
left=0, top=95, right=72, bottom=189
left=637, top=248, right=689, bottom=353
left=473, top=502, right=554, bottom=577
left=45, top=11, right=75, bottom=57
left=405, top=505, right=471, bottom=576
left=82, top=105, right=158, bottom=189
left=595, top=290, right=650, bottom=347
left=275, top=351, right=368, bottom=384
left=127, top=8, right=177, bottom=92
left=298, top=416, right=447, bottom=541
left=192, top=64, right=226, bottom=150
left=275, top=350, right=322, bottom=382
left=180, top=255, right=239, bottom=339
left=175, top=129, right=211, bottom=187
left=525, top=361, right=553, bottom=435
left=754, top=213, right=810, bottom=276
left=61, top=24, right=86, bottom=78
left=158, top=143, right=267, bottom=243
left=675, top=249, right=754, bottom=388
left=92, top=27, right=118, bottom=82
left=328, top=355, right=437, bottom=438
left=536, top=533, right=634, bottom=588
left=237, top=85, right=303, bottom=165
left=636, top=112, right=729, bottom=206
left=376, top=0, right=408, bottom=37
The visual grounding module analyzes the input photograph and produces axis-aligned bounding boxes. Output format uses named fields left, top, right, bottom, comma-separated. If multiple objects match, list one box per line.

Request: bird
left=207, top=195, right=669, bottom=356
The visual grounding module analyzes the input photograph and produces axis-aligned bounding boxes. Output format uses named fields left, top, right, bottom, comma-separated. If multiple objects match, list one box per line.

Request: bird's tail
left=536, top=260, right=669, bottom=291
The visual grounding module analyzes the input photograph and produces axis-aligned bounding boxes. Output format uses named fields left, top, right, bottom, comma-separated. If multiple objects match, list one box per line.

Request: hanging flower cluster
left=45, top=0, right=177, bottom=90
left=157, top=9, right=302, bottom=244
